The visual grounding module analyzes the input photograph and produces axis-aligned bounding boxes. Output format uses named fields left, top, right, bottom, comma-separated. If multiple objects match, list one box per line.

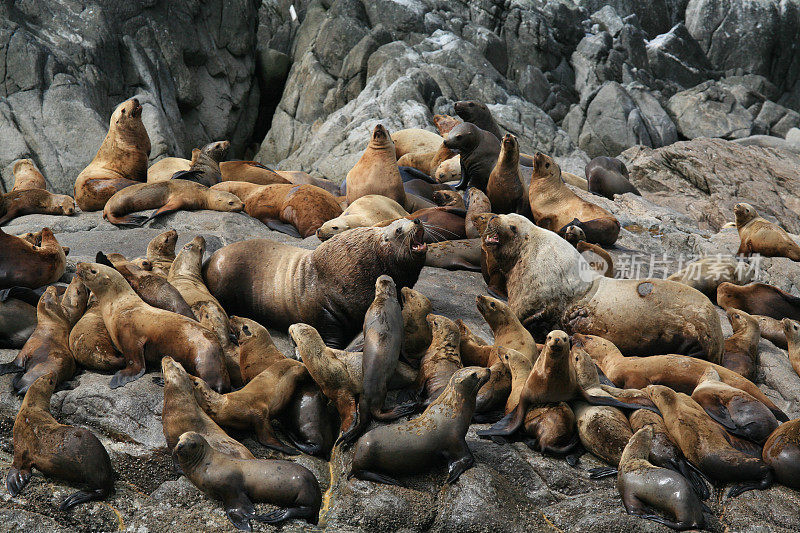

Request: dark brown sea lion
left=617, top=426, right=705, bottom=530
left=204, top=218, right=427, bottom=348
left=735, top=202, right=800, bottom=261
left=453, top=101, right=502, bottom=139
left=717, top=281, right=800, bottom=321
left=76, top=263, right=229, bottom=391
left=443, top=122, right=500, bottom=191
left=486, top=134, right=526, bottom=215
left=645, top=384, right=773, bottom=497
left=174, top=431, right=321, bottom=529
left=11, top=159, right=46, bottom=191
left=585, top=156, right=640, bottom=199
left=762, top=419, right=800, bottom=490
left=667, top=256, right=752, bottom=302
left=172, top=140, right=230, bottom=186
left=6, top=373, right=115, bottom=510
left=346, top=124, right=406, bottom=207
left=103, top=179, right=243, bottom=226
left=0, top=227, right=66, bottom=289
left=405, top=206, right=467, bottom=242
left=720, top=309, right=760, bottom=380
left=74, top=98, right=150, bottom=211
left=424, top=239, right=482, bottom=272
left=349, top=366, right=490, bottom=485
left=0, top=291, right=37, bottom=349
left=0, top=189, right=75, bottom=225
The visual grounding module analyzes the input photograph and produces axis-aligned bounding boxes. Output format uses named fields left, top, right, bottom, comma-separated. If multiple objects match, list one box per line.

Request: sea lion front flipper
left=696, top=400, right=739, bottom=434
left=0, top=361, right=23, bottom=376
left=223, top=491, right=256, bottom=531
left=255, top=420, right=300, bottom=456
left=5, top=467, right=31, bottom=496
left=171, top=170, right=204, bottom=183
left=476, top=405, right=525, bottom=438
left=445, top=442, right=475, bottom=484
left=588, top=467, right=618, bottom=479
left=352, top=469, right=401, bottom=485
left=672, top=459, right=710, bottom=500
left=583, top=393, right=660, bottom=415
left=110, top=342, right=147, bottom=389
left=264, top=219, right=303, bottom=238
left=144, top=200, right=183, bottom=223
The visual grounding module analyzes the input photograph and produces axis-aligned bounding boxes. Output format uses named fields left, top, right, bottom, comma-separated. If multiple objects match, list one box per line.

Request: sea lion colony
left=2, top=97, right=800, bottom=532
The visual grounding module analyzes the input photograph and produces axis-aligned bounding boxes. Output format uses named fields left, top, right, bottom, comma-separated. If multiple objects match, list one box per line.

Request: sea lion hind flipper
left=476, top=406, right=524, bottom=438
left=352, top=470, right=401, bottom=486
left=588, top=467, right=618, bottom=479
left=0, top=362, right=23, bottom=375
left=108, top=213, right=150, bottom=227
left=638, top=515, right=686, bottom=530
left=255, top=505, right=319, bottom=525
left=727, top=470, right=773, bottom=498
left=59, top=488, right=110, bottom=511
left=584, top=393, right=660, bottom=415
left=254, top=420, right=300, bottom=455
left=264, top=219, right=303, bottom=238
left=5, top=467, right=31, bottom=496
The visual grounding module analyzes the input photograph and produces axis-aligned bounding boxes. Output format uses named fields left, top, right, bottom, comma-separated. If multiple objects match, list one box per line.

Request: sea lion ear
left=472, top=213, right=496, bottom=235
left=95, top=252, right=115, bottom=269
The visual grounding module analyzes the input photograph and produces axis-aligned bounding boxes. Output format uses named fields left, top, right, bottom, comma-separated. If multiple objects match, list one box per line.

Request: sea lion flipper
left=445, top=441, right=475, bottom=484
left=255, top=505, right=319, bottom=525
left=255, top=420, right=300, bottom=456
left=5, top=467, right=31, bottom=496
left=264, top=219, right=303, bottom=238
left=145, top=201, right=182, bottom=222
left=0, top=362, right=23, bottom=376
left=476, top=404, right=525, bottom=438
left=584, top=393, right=660, bottom=415
left=110, top=343, right=146, bottom=389
left=170, top=170, right=203, bottom=183
left=59, top=488, right=109, bottom=511
left=673, top=459, right=710, bottom=500
left=588, top=467, right=618, bottom=479
left=224, top=492, right=256, bottom=531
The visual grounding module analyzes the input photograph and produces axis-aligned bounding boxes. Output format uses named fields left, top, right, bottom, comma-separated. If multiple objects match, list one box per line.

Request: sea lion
left=498, top=346, right=533, bottom=413
left=229, top=316, right=285, bottom=383
left=574, top=401, right=633, bottom=469
left=453, top=101, right=503, bottom=141
left=720, top=309, right=760, bottom=380
left=173, top=432, right=321, bottom=529
left=782, top=318, right=800, bottom=379
left=561, top=171, right=589, bottom=190
left=667, top=256, right=753, bottom=301
left=103, top=179, right=243, bottom=226
left=465, top=187, right=492, bottom=239
left=691, top=367, right=779, bottom=444
left=74, top=98, right=150, bottom=211
left=762, top=419, right=800, bottom=490
left=527, top=153, right=620, bottom=245
left=476, top=294, right=538, bottom=361
left=424, top=239, right=482, bottom=272
left=76, top=263, right=230, bottom=391
left=402, top=178, right=437, bottom=202
left=316, top=195, right=408, bottom=241
left=563, top=225, right=614, bottom=277
left=160, top=357, right=252, bottom=459
left=146, top=229, right=178, bottom=277
left=443, top=122, right=500, bottom=191
left=172, top=140, right=229, bottom=186
left=11, top=159, right=47, bottom=191
left=0, top=281, right=85, bottom=394
left=457, top=320, right=493, bottom=367
left=0, top=293, right=37, bottom=349
left=717, top=281, right=800, bottom=321
left=432, top=189, right=465, bottom=208
left=404, top=206, right=467, bottom=242
left=273, top=169, right=342, bottom=196
left=521, top=403, right=577, bottom=455
left=400, top=287, right=433, bottom=361
left=6, top=373, right=115, bottom=510
left=616, top=426, right=705, bottom=530
left=69, top=293, right=125, bottom=371
left=205, top=218, right=427, bottom=348
left=147, top=156, right=191, bottom=182
left=396, top=143, right=457, bottom=177
left=0, top=189, right=75, bottom=225
left=0, top=227, right=66, bottom=289
left=219, top=160, right=289, bottom=185
left=756, top=315, right=786, bottom=349
left=645, top=384, right=773, bottom=496
left=486, top=134, right=526, bottom=215
left=390, top=128, right=444, bottom=158
left=434, top=156, right=462, bottom=184
left=416, top=314, right=463, bottom=404
left=734, top=202, right=800, bottom=260
left=575, top=333, right=788, bottom=421
left=168, top=236, right=240, bottom=386
left=433, top=114, right=462, bottom=136
left=346, top=124, right=406, bottom=207
left=585, top=157, right=640, bottom=199
left=349, top=366, right=490, bottom=485
left=483, top=214, right=723, bottom=361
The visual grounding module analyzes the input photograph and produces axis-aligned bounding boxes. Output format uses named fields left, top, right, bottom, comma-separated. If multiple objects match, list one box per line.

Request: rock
left=578, top=81, right=651, bottom=158
left=667, top=81, right=753, bottom=140
left=574, top=0, right=687, bottom=37
left=625, top=83, right=678, bottom=147
left=732, top=135, right=800, bottom=153
left=590, top=6, right=625, bottom=37
left=753, top=101, right=800, bottom=138
left=645, top=23, right=712, bottom=89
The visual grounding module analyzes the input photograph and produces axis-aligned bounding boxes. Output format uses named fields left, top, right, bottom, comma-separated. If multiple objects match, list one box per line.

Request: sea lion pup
left=102, top=179, right=243, bottom=226
left=486, top=134, right=527, bottom=215
left=483, top=214, right=723, bottom=360
left=576, top=333, right=788, bottom=421
left=574, top=401, right=633, bottom=472
left=563, top=225, right=614, bottom=278
left=349, top=366, right=490, bottom=485
left=499, top=346, right=534, bottom=413
left=315, top=195, right=409, bottom=241
left=691, top=367, right=779, bottom=444
left=173, top=432, right=321, bottom=529
left=76, top=263, right=229, bottom=391
left=0, top=282, right=85, bottom=394
left=74, top=98, right=150, bottom=211
left=762, top=419, right=800, bottom=490
left=734, top=202, right=800, bottom=260
left=465, top=187, right=492, bottom=239
left=0, top=189, right=75, bottom=225
left=443, top=122, right=500, bottom=191
left=229, top=316, right=285, bottom=383
left=172, top=140, right=229, bottom=186
left=145, top=229, right=178, bottom=277
left=477, top=295, right=538, bottom=361
left=717, top=281, right=800, bottom=321
left=96, top=251, right=195, bottom=320
left=453, top=100, right=503, bottom=140
left=416, top=314, right=463, bottom=404
left=617, top=426, right=705, bottom=531
left=645, top=384, right=773, bottom=497
left=756, top=315, right=786, bottom=348
left=423, top=239, right=482, bottom=272
left=212, top=181, right=342, bottom=238
left=11, top=159, right=47, bottom=191
left=69, top=293, right=125, bottom=371
left=390, top=128, right=444, bottom=158
left=434, top=156, right=462, bottom=183
left=0, top=293, right=37, bottom=349
left=396, top=143, right=457, bottom=177
left=346, top=124, right=406, bottom=207
left=720, top=309, right=760, bottom=380
left=432, top=189, right=465, bottom=208
left=6, top=373, right=115, bottom=510
left=0, top=227, right=66, bottom=289
left=527, top=153, right=620, bottom=246
left=168, top=237, right=240, bottom=385
left=205, top=218, right=427, bottom=349
left=782, top=318, right=800, bottom=379
left=400, top=287, right=433, bottom=361
left=433, top=114, right=462, bottom=135
left=161, top=357, right=253, bottom=460
left=456, top=319, right=493, bottom=367
left=667, top=256, right=752, bottom=302
left=585, top=156, right=640, bottom=199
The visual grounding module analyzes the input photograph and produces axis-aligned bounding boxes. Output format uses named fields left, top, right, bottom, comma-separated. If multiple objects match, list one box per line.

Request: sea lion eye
left=242, top=325, right=250, bottom=334
left=456, top=135, right=462, bottom=140
left=331, top=226, right=339, bottom=230
left=90, top=269, right=98, bottom=274
left=509, top=225, right=517, bottom=233
left=468, top=102, right=474, bottom=107
left=545, top=163, right=550, bottom=169
left=395, top=227, right=403, bottom=236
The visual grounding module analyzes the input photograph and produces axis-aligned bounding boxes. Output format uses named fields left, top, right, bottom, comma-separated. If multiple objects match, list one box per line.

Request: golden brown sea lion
left=434, top=156, right=462, bottom=184
left=416, top=314, right=463, bottom=405
left=146, top=156, right=191, bottom=182
left=456, top=319, right=493, bottom=367
left=74, top=98, right=150, bottom=211
left=563, top=225, right=614, bottom=278
left=219, top=160, right=290, bottom=185
left=720, top=309, right=760, bottom=380
left=146, top=229, right=178, bottom=277
left=432, top=189, right=465, bottom=208
left=315, top=194, right=408, bottom=241
left=782, top=318, right=800, bottom=379
left=762, top=419, right=800, bottom=490
left=400, top=287, right=432, bottom=361
left=69, top=293, right=125, bottom=371
left=229, top=316, right=285, bottom=383
left=717, top=281, right=800, bottom=321
left=396, top=143, right=457, bottom=177
left=0, top=189, right=75, bottom=225
left=390, top=128, right=444, bottom=158
left=11, top=159, right=46, bottom=191
left=347, top=125, right=406, bottom=207
left=574, top=401, right=633, bottom=469
left=0, top=227, right=66, bottom=289
left=476, top=295, right=537, bottom=361
left=667, top=256, right=752, bottom=302
left=734, top=202, right=800, bottom=260
left=486, top=134, right=526, bottom=215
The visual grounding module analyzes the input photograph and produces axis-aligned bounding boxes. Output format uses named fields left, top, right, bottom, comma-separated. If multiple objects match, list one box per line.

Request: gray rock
left=754, top=101, right=800, bottom=138
left=578, top=81, right=650, bottom=158
left=645, top=23, right=712, bottom=89
left=591, top=6, right=625, bottom=37
left=574, top=0, right=688, bottom=37
left=626, top=84, right=678, bottom=147
left=667, top=81, right=753, bottom=140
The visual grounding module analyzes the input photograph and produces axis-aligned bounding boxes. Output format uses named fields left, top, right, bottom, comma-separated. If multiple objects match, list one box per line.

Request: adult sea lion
left=69, top=294, right=125, bottom=371
left=400, top=287, right=433, bottom=361
left=453, top=101, right=503, bottom=141
left=735, top=202, right=800, bottom=260
left=74, top=98, right=150, bottom=211
left=349, top=367, right=490, bottom=485
left=424, top=239, right=482, bottom=272
left=147, top=156, right=191, bottom=182
left=717, top=281, right=800, bottom=321
left=476, top=294, right=538, bottom=360
left=76, top=263, right=229, bottom=391
left=483, top=214, right=723, bottom=360
left=172, top=140, right=229, bottom=186
left=103, top=179, right=243, bottom=226
left=616, top=426, right=705, bottom=530
left=0, top=227, right=66, bottom=289
left=457, top=320, right=493, bottom=367
left=762, top=419, right=800, bottom=490
left=0, top=189, right=75, bottom=225
left=720, top=309, right=760, bottom=380
left=416, top=314, right=463, bottom=405
left=396, top=144, right=457, bottom=177
left=0, top=294, right=37, bottom=349
left=667, top=256, right=752, bottom=302
left=6, top=373, right=115, bottom=510
left=146, top=229, right=178, bottom=277
left=527, top=153, right=620, bottom=245
left=205, top=218, right=427, bottom=348
left=486, top=134, right=527, bottom=215
left=11, top=159, right=46, bottom=191
left=346, top=124, right=406, bottom=207
left=443, top=122, right=499, bottom=191
left=585, top=156, right=640, bottom=199
left=173, top=432, right=321, bottom=529
left=229, top=316, right=285, bottom=383
left=218, top=161, right=290, bottom=185
left=782, top=318, right=800, bottom=379
left=758, top=315, right=787, bottom=348
left=390, top=128, right=444, bottom=158
left=315, top=195, right=408, bottom=241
